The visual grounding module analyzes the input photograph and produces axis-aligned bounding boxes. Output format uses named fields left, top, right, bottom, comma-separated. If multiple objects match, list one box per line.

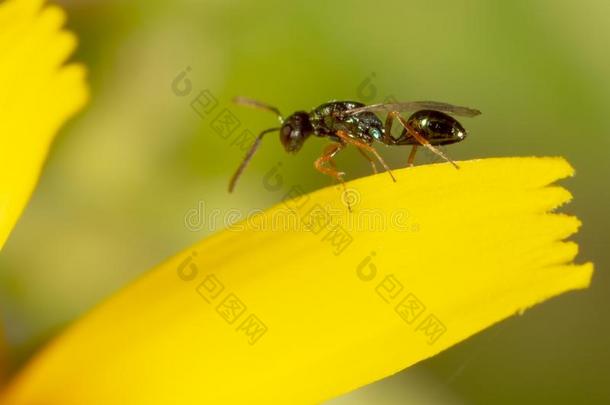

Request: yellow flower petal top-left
left=0, top=0, right=88, bottom=249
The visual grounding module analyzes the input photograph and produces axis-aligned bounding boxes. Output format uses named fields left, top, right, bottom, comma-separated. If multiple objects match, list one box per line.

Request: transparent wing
left=344, top=101, right=481, bottom=117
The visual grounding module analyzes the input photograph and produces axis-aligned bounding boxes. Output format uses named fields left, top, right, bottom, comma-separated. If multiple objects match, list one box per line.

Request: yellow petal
left=0, top=0, right=88, bottom=249
left=0, top=157, right=593, bottom=404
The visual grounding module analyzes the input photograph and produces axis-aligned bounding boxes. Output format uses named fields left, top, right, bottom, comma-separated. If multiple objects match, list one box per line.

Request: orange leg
left=314, top=143, right=355, bottom=211
left=335, top=130, right=396, bottom=182
left=383, top=111, right=400, bottom=145
left=314, top=143, right=346, bottom=182
left=407, top=145, right=418, bottom=167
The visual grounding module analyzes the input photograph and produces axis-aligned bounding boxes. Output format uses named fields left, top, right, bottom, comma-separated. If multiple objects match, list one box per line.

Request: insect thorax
left=309, top=101, right=383, bottom=143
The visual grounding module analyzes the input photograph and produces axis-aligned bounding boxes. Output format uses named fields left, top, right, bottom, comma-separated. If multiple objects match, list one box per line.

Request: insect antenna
left=233, top=96, right=284, bottom=123
left=228, top=127, right=280, bottom=192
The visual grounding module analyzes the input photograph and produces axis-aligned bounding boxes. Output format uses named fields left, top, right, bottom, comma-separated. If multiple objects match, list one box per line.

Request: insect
left=228, top=97, right=481, bottom=196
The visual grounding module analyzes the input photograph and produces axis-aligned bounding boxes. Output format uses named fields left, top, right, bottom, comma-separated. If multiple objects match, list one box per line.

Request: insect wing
left=345, top=101, right=481, bottom=117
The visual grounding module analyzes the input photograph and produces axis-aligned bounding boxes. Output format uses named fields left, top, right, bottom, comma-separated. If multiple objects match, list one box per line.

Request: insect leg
left=407, top=145, right=418, bottom=167
left=314, top=142, right=358, bottom=211
left=335, top=130, right=396, bottom=182
left=314, top=142, right=346, bottom=182
left=382, top=111, right=400, bottom=145
left=386, top=111, right=420, bottom=144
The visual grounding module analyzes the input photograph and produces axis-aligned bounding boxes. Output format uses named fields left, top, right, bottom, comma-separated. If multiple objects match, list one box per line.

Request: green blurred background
left=1, top=0, right=609, bottom=403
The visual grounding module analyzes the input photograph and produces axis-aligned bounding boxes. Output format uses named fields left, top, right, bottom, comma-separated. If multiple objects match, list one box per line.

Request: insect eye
left=280, top=125, right=292, bottom=140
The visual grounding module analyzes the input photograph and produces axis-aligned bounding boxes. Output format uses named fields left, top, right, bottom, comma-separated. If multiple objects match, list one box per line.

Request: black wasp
left=228, top=97, right=481, bottom=195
